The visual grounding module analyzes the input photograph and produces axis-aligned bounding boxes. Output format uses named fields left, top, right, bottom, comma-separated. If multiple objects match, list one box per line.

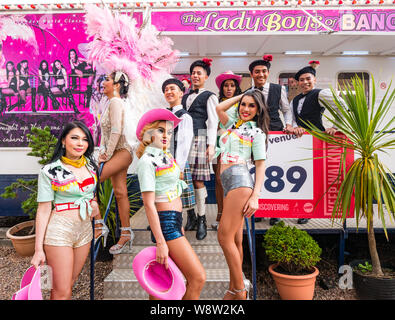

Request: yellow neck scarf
left=61, top=155, right=87, bottom=168
left=235, top=119, right=245, bottom=128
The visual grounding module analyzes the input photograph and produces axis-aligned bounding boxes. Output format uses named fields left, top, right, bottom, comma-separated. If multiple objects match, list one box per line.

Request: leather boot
left=0, top=93, right=5, bottom=114
left=85, top=85, right=92, bottom=109
left=196, top=215, right=207, bottom=240
left=48, top=90, right=60, bottom=110
left=31, top=89, right=37, bottom=112
left=184, top=209, right=197, bottom=231
left=66, top=89, right=80, bottom=114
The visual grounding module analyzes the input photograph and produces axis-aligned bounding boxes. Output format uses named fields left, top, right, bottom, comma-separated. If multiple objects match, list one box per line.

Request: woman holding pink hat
left=135, top=108, right=206, bottom=300
left=212, top=71, right=243, bottom=231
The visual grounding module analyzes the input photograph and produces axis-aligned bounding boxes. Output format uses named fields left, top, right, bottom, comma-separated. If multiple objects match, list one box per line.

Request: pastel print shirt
left=37, top=159, right=97, bottom=220
left=216, top=111, right=267, bottom=164
left=136, top=146, right=187, bottom=202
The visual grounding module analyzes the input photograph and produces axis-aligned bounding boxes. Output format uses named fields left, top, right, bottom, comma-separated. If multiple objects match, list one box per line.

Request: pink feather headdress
left=84, top=4, right=179, bottom=82
left=0, top=15, right=38, bottom=53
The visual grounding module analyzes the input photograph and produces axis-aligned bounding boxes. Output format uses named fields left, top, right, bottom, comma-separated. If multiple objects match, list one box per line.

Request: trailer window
left=279, top=72, right=302, bottom=102
left=337, top=72, right=370, bottom=105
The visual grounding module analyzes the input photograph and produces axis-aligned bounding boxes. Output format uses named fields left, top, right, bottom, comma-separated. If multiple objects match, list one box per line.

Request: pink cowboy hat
left=12, top=266, right=43, bottom=300
left=136, top=108, right=182, bottom=141
left=132, top=246, right=186, bottom=300
left=215, top=71, right=242, bottom=90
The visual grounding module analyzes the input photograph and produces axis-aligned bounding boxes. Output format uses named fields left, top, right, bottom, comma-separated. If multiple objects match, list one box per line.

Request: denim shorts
left=150, top=210, right=183, bottom=243
left=220, top=164, right=254, bottom=198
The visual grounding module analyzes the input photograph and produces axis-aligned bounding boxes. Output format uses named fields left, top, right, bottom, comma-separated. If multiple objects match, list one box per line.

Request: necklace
left=61, top=155, right=87, bottom=168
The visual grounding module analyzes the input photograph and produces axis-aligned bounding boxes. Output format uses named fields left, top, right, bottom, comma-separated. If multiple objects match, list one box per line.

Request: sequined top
left=136, top=146, right=187, bottom=202
left=99, top=97, right=132, bottom=161
left=216, top=111, right=267, bottom=164
left=37, top=159, right=97, bottom=220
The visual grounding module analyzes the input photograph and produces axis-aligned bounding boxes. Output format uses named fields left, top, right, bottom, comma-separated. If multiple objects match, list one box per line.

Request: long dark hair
left=52, top=59, right=64, bottom=74
left=110, top=71, right=129, bottom=98
left=218, top=79, right=242, bottom=102
left=237, top=89, right=270, bottom=149
left=39, top=59, right=49, bottom=74
left=6, top=61, right=16, bottom=79
left=68, top=48, right=78, bottom=63
left=51, top=121, right=100, bottom=182
left=17, top=60, right=29, bottom=75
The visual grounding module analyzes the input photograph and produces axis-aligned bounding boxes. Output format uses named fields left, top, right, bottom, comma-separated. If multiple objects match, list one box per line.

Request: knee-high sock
left=195, top=187, right=207, bottom=217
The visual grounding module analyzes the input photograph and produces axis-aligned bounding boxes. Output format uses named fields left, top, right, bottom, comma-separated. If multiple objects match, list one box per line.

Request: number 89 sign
left=250, top=132, right=354, bottom=219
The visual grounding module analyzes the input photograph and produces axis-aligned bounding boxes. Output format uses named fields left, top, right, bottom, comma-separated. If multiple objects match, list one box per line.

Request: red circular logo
left=380, top=82, right=387, bottom=90
left=303, top=202, right=314, bottom=213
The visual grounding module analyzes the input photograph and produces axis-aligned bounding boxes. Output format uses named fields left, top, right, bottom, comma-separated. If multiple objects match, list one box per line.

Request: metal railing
left=89, top=162, right=119, bottom=301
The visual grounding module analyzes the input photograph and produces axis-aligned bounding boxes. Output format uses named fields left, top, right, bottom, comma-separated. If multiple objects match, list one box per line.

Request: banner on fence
left=253, top=132, right=355, bottom=219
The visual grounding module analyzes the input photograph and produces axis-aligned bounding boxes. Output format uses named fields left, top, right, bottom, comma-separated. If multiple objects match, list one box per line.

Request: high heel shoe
left=224, top=281, right=250, bottom=300
left=94, top=219, right=109, bottom=247
left=109, top=226, right=135, bottom=255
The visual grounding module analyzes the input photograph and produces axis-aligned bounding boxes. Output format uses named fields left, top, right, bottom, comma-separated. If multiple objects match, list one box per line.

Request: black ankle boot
left=66, top=89, right=80, bottom=114
left=48, top=90, right=60, bottom=110
left=85, top=85, right=92, bottom=109
left=297, top=218, right=309, bottom=225
left=196, top=215, right=207, bottom=240
left=184, top=209, right=197, bottom=231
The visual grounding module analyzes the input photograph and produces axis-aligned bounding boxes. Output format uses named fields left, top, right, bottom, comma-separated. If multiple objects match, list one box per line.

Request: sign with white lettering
left=151, top=9, right=395, bottom=34
left=251, top=132, right=355, bottom=219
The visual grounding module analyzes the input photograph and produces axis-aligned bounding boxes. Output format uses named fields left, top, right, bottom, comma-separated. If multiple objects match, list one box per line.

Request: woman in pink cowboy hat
left=135, top=108, right=206, bottom=300
left=212, top=71, right=243, bottom=231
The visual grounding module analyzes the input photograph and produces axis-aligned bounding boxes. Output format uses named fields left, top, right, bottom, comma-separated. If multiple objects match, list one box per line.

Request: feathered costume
left=0, top=15, right=38, bottom=67
left=83, top=4, right=179, bottom=151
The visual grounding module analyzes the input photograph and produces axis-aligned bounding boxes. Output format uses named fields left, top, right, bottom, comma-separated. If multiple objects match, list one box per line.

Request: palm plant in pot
left=263, top=221, right=322, bottom=300
left=303, top=76, right=395, bottom=299
left=1, top=126, right=57, bottom=256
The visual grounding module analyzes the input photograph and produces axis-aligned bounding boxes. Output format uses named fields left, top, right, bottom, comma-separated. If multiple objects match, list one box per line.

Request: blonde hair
left=136, top=121, right=162, bottom=158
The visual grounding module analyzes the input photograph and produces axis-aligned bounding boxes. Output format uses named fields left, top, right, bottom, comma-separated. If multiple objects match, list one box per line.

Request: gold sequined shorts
left=44, top=213, right=93, bottom=248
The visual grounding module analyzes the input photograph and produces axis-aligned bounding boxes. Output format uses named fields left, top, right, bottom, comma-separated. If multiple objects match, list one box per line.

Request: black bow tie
left=256, top=87, right=264, bottom=91
left=191, top=88, right=200, bottom=94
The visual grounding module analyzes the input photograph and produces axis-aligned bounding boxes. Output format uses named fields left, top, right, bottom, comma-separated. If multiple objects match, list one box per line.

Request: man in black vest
left=182, top=58, right=219, bottom=240
left=292, top=61, right=339, bottom=224
left=162, top=78, right=196, bottom=218
left=248, top=55, right=294, bottom=226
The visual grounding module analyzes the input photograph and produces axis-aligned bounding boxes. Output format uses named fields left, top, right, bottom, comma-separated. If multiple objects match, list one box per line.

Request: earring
left=62, top=144, right=65, bottom=149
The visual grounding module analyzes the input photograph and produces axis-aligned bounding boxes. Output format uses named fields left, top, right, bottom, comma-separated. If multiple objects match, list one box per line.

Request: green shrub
left=0, top=127, right=57, bottom=219
left=263, top=221, right=322, bottom=274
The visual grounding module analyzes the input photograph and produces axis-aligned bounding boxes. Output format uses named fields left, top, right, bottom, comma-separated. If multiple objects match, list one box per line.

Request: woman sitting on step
left=216, top=89, right=269, bottom=300
left=135, top=108, right=206, bottom=300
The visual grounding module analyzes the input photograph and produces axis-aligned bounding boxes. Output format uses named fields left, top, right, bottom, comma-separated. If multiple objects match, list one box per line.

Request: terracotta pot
left=6, top=220, right=36, bottom=257
left=268, top=264, right=319, bottom=300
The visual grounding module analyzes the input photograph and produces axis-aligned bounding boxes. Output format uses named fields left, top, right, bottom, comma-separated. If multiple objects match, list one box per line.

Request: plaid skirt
left=181, top=161, right=196, bottom=209
left=188, top=135, right=211, bottom=181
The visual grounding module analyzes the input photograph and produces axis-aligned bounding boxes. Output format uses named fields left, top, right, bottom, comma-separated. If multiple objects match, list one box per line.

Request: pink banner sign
left=152, top=9, right=395, bottom=33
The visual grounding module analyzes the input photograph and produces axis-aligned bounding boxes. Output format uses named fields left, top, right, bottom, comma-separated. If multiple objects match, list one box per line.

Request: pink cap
left=136, top=108, right=182, bottom=141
